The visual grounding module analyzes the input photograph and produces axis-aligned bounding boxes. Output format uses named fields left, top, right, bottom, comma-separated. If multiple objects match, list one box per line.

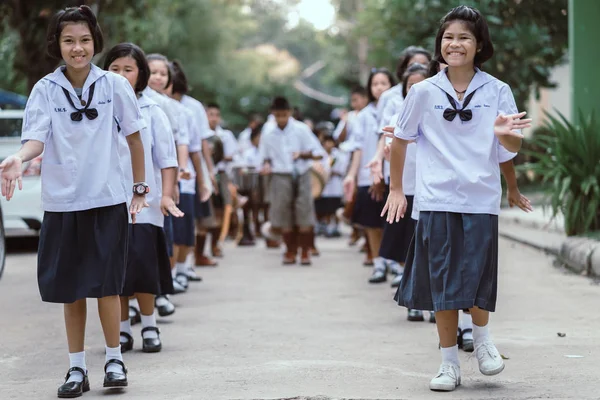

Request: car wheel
left=0, top=208, right=6, bottom=280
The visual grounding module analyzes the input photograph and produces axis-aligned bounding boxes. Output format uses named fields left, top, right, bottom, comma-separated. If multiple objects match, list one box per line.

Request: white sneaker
left=175, top=273, right=189, bottom=289
left=475, top=339, right=505, bottom=376
left=429, top=362, right=461, bottom=392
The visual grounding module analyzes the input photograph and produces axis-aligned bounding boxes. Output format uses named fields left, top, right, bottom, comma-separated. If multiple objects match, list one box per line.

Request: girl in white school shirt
left=103, top=43, right=183, bottom=354
left=0, top=6, right=146, bottom=397
left=343, top=68, right=395, bottom=281
left=384, top=6, right=532, bottom=392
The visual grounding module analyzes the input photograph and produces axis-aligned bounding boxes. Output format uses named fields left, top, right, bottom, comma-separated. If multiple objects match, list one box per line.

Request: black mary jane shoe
left=141, top=326, right=162, bottom=353
left=103, top=359, right=128, bottom=388
left=460, top=328, right=474, bottom=352
left=120, top=331, right=134, bottom=353
left=57, top=367, right=90, bottom=398
left=129, top=306, right=141, bottom=326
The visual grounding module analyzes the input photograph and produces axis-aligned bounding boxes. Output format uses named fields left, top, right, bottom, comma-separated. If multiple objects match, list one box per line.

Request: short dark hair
left=46, top=5, right=104, bottom=59
left=270, top=96, right=291, bottom=111
left=207, top=102, right=220, bottom=110
left=434, top=6, right=494, bottom=68
left=322, top=134, right=335, bottom=144
left=350, top=86, right=368, bottom=97
left=395, top=46, right=431, bottom=81
left=102, top=43, right=149, bottom=94
left=366, top=68, right=395, bottom=103
left=402, top=63, right=429, bottom=98
left=170, top=60, right=189, bottom=95
left=250, top=124, right=263, bottom=141
left=146, top=53, right=172, bottom=89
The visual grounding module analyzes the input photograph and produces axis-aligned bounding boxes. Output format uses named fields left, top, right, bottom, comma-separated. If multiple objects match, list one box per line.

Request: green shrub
left=521, top=110, right=600, bottom=236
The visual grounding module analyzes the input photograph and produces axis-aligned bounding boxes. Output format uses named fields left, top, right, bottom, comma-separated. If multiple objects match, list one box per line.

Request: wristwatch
left=133, top=182, right=150, bottom=196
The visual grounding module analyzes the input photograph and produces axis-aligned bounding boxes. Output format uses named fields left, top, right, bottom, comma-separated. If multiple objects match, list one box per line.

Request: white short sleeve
left=197, top=104, right=213, bottom=140
left=21, top=81, right=52, bottom=144
left=187, top=114, right=202, bottom=153
left=496, top=84, right=518, bottom=162
left=151, top=106, right=178, bottom=170
left=112, top=75, right=146, bottom=136
left=394, top=84, right=424, bottom=141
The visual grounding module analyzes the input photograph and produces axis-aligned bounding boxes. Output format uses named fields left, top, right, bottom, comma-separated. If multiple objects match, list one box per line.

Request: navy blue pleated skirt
left=379, top=195, right=416, bottom=263
left=121, top=223, right=174, bottom=297
left=37, top=203, right=128, bottom=304
left=394, top=211, right=499, bottom=312
left=352, top=185, right=388, bottom=228
left=163, top=215, right=174, bottom=257
left=173, top=193, right=195, bottom=246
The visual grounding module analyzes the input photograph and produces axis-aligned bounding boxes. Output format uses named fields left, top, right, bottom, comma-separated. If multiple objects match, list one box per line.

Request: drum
left=232, top=167, right=259, bottom=194
left=310, top=162, right=329, bottom=198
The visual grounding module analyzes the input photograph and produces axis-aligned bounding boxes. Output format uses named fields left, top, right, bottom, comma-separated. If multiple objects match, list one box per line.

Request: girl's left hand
left=494, top=112, right=532, bottom=138
left=383, top=144, right=391, bottom=161
left=130, top=195, right=149, bottom=224
left=507, top=188, right=533, bottom=212
left=161, top=195, right=184, bottom=217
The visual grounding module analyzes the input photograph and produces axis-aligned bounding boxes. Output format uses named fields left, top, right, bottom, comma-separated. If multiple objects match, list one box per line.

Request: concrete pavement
left=1, top=230, right=599, bottom=400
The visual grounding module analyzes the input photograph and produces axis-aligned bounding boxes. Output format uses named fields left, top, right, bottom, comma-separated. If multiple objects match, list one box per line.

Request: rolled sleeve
left=21, top=81, right=51, bottom=144
left=497, top=141, right=517, bottom=163
left=197, top=105, right=213, bottom=140
left=113, top=75, right=146, bottom=136
left=394, top=85, right=423, bottom=141
left=151, top=107, right=178, bottom=169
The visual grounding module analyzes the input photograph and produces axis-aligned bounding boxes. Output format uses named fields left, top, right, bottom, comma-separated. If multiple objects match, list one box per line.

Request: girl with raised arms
left=383, top=5, right=532, bottom=392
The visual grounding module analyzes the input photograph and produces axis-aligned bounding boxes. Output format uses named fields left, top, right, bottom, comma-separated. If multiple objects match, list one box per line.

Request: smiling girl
left=343, top=68, right=395, bottom=283
left=0, top=6, right=147, bottom=398
left=383, top=6, right=532, bottom=392
left=103, top=43, right=183, bottom=355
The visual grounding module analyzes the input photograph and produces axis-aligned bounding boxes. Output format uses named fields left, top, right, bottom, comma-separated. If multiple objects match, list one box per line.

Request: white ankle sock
left=141, top=313, right=159, bottom=339
left=67, top=351, right=86, bottom=383
left=105, top=346, right=124, bottom=374
left=155, top=295, right=170, bottom=307
left=128, top=297, right=139, bottom=311
left=171, top=268, right=177, bottom=279
left=440, top=345, right=460, bottom=366
left=472, top=323, right=490, bottom=347
left=373, top=257, right=386, bottom=272
left=176, top=262, right=188, bottom=274
left=120, top=319, right=132, bottom=341
left=386, top=259, right=403, bottom=275
left=461, top=312, right=473, bottom=340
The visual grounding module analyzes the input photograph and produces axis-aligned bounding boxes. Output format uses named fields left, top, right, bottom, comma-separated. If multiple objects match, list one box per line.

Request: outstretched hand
left=0, top=155, right=23, bottom=201
left=494, top=112, right=531, bottom=139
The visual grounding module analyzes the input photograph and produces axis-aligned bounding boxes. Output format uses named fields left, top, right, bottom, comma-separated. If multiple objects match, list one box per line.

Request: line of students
left=0, top=3, right=537, bottom=397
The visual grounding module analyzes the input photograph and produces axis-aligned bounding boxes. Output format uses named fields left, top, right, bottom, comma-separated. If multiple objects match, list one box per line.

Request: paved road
left=1, top=231, right=599, bottom=400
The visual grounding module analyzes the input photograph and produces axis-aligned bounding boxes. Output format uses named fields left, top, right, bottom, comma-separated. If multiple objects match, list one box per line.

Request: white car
left=0, top=109, right=43, bottom=238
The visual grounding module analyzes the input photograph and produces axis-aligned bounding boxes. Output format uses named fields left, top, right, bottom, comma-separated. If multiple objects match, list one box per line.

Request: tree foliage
left=359, top=0, right=569, bottom=110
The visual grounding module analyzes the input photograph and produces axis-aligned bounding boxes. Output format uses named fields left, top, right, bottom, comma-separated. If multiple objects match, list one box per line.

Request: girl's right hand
left=343, top=175, right=355, bottom=203
left=381, top=189, right=407, bottom=223
left=198, top=184, right=211, bottom=203
left=0, top=155, right=23, bottom=200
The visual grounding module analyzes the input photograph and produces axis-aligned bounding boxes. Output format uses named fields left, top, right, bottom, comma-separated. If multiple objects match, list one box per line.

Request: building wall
left=526, top=62, right=571, bottom=137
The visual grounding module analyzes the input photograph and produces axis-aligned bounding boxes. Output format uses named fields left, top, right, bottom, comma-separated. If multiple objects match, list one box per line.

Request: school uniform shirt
left=121, top=93, right=177, bottom=227
left=393, top=68, right=518, bottom=218
left=238, top=127, right=252, bottom=154
left=243, top=146, right=263, bottom=169
left=379, top=86, right=405, bottom=183
left=385, top=112, right=417, bottom=196
left=321, top=147, right=349, bottom=198
left=180, top=95, right=214, bottom=194
left=21, top=64, right=145, bottom=212
left=142, top=87, right=181, bottom=144
left=259, top=118, right=323, bottom=175
left=377, top=84, right=404, bottom=133
left=179, top=106, right=203, bottom=195
left=344, top=103, right=380, bottom=187
left=215, top=126, right=239, bottom=174
left=180, top=95, right=212, bottom=141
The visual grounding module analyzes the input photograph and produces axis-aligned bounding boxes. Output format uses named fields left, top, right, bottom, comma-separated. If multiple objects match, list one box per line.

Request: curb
left=499, top=229, right=600, bottom=278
